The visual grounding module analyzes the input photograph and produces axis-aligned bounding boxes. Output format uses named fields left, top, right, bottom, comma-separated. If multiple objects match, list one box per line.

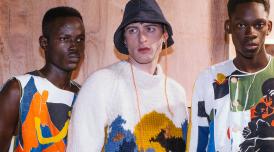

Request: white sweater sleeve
left=67, top=70, right=116, bottom=152
left=189, top=70, right=213, bottom=151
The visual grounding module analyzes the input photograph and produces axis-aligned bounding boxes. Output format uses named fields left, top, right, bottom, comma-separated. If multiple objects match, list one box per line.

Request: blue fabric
left=20, top=77, right=37, bottom=123
left=197, top=126, right=209, bottom=152
left=30, top=125, right=53, bottom=151
left=182, top=120, right=188, bottom=142
left=208, top=121, right=215, bottom=152
left=72, top=94, right=77, bottom=106
left=105, top=116, right=137, bottom=152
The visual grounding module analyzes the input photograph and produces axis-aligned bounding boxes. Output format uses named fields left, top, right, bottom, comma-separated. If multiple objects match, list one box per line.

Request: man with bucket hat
left=67, top=0, right=188, bottom=151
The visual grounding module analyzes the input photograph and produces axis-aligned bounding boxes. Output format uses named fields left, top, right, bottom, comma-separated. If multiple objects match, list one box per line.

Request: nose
left=138, top=31, right=147, bottom=44
left=245, top=26, right=257, bottom=39
left=69, top=39, right=77, bottom=50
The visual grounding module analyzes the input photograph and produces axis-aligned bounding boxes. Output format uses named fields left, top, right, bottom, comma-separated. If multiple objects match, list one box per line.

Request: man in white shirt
left=189, top=0, right=273, bottom=151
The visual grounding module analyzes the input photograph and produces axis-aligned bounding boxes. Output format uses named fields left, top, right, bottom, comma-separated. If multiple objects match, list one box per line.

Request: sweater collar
left=123, top=61, right=164, bottom=89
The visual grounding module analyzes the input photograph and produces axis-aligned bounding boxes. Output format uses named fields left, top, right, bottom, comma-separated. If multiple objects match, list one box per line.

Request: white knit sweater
left=67, top=61, right=188, bottom=152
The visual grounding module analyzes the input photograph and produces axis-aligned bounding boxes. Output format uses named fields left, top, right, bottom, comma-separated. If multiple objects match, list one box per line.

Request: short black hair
left=227, top=0, right=270, bottom=18
left=42, top=6, right=83, bottom=37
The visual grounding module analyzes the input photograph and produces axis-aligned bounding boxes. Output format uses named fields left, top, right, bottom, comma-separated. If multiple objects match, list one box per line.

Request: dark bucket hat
left=114, top=0, right=174, bottom=55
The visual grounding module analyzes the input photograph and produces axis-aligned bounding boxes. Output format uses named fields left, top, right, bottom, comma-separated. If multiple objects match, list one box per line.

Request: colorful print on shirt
left=196, top=70, right=242, bottom=151
left=14, top=76, right=76, bottom=152
left=229, top=61, right=274, bottom=152
left=105, top=111, right=187, bottom=152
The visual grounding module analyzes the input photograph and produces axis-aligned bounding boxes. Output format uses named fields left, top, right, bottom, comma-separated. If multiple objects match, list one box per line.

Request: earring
left=225, top=24, right=230, bottom=33
left=124, top=41, right=127, bottom=48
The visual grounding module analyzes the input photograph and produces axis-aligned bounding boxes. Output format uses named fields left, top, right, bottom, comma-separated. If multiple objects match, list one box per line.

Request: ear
left=162, top=32, right=168, bottom=42
left=267, top=20, right=272, bottom=36
left=39, top=36, right=48, bottom=49
left=225, top=20, right=231, bottom=34
left=161, top=32, right=169, bottom=49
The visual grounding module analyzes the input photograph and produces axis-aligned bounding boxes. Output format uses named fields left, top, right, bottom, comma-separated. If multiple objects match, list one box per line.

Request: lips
left=68, top=52, right=81, bottom=63
left=244, top=42, right=259, bottom=50
left=138, top=47, right=150, bottom=54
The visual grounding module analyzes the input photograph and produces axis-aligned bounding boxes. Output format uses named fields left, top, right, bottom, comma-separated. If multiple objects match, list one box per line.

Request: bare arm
left=0, top=79, right=21, bottom=152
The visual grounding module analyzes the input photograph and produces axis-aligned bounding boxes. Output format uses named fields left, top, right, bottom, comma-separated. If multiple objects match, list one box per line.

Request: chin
left=240, top=49, right=261, bottom=58
left=137, top=55, right=156, bottom=63
left=136, top=58, right=154, bottom=64
left=65, top=64, right=78, bottom=71
left=241, top=53, right=258, bottom=59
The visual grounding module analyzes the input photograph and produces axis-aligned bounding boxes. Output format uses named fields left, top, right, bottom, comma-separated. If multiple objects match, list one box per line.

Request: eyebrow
left=142, top=23, right=160, bottom=27
left=58, top=32, right=85, bottom=36
left=124, top=25, right=138, bottom=30
left=125, top=23, right=160, bottom=30
left=233, top=17, right=267, bottom=21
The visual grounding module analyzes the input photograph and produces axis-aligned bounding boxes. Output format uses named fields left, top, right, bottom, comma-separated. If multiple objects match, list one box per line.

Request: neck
left=233, top=49, right=269, bottom=73
left=128, top=58, right=158, bottom=75
left=39, top=64, right=72, bottom=90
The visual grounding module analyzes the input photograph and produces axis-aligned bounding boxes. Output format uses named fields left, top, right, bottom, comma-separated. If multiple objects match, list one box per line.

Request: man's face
left=43, top=16, right=85, bottom=72
left=229, top=2, right=272, bottom=59
left=124, top=22, right=166, bottom=65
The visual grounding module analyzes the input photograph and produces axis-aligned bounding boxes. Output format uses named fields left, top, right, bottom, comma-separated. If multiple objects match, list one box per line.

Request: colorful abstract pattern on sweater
left=14, top=76, right=76, bottom=152
left=229, top=60, right=274, bottom=152
left=195, top=70, right=242, bottom=151
left=190, top=58, right=274, bottom=151
left=105, top=111, right=187, bottom=152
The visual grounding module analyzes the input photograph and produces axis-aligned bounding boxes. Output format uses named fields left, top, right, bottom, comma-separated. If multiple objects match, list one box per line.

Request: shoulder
left=14, top=73, right=39, bottom=88
left=207, top=59, right=233, bottom=72
left=196, top=60, right=234, bottom=84
left=85, top=63, right=121, bottom=83
left=1, top=78, right=21, bottom=93
left=0, top=78, right=21, bottom=106
left=73, top=63, right=127, bottom=108
left=80, top=62, right=127, bottom=91
left=2, top=73, right=47, bottom=96
left=167, top=78, right=186, bottom=94
left=166, top=77, right=187, bottom=103
left=2, top=73, right=42, bottom=99
left=2, top=73, right=33, bottom=93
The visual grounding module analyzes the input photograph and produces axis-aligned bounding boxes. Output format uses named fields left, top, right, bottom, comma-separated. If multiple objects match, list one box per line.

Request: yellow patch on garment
left=134, top=111, right=182, bottom=152
left=216, top=73, right=226, bottom=85
left=35, top=117, right=69, bottom=144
